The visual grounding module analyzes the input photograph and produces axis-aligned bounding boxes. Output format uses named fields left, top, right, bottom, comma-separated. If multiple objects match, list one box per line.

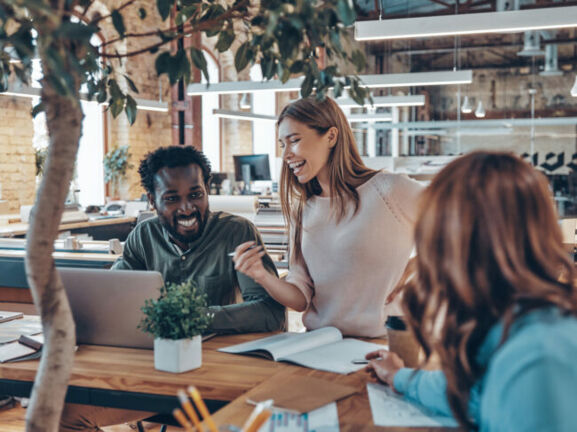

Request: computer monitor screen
left=233, top=154, right=272, bottom=182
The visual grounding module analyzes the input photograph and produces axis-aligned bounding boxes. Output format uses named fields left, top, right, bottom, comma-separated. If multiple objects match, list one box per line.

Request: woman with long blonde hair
left=233, top=96, right=422, bottom=337
left=366, top=151, right=577, bottom=430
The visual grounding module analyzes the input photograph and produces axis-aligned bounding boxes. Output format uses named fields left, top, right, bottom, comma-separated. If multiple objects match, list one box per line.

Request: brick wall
left=0, top=97, right=36, bottom=212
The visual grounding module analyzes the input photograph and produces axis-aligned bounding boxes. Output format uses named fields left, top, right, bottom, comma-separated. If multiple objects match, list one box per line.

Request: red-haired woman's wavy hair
left=403, top=151, right=577, bottom=429
left=278, top=96, right=376, bottom=263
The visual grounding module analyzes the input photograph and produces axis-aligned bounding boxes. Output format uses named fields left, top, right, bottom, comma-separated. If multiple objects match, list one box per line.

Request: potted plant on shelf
left=139, top=280, right=213, bottom=373
left=103, top=145, right=133, bottom=200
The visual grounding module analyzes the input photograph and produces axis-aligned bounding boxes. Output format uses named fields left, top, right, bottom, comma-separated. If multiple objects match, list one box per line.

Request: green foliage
left=103, top=145, right=133, bottom=184
left=35, top=147, right=48, bottom=177
left=139, top=280, right=213, bottom=340
left=0, top=0, right=370, bottom=133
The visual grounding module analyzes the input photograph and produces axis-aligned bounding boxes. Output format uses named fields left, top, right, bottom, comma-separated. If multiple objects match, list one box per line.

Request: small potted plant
left=103, top=145, right=133, bottom=200
left=139, top=280, right=213, bottom=373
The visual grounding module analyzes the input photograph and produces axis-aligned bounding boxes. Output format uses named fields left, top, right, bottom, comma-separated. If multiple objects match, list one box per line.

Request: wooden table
left=0, top=333, right=457, bottom=431
left=0, top=216, right=136, bottom=241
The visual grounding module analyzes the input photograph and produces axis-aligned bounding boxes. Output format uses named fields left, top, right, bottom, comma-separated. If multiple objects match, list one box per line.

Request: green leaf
left=124, top=74, right=139, bottom=94
left=351, top=49, right=366, bottom=72
left=31, top=102, right=45, bottom=118
left=190, top=48, right=208, bottom=82
left=125, top=94, right=137, bottom=125
left=155, top=52, right=171, bottom=76
left=109, top=95, right=125, bottom=118
left=58, top=22, right=98, bottom=41
left=111, top=10, right=126, bottom=39
left=289, top=60, right=304, bottom=74
left=300, top=73, right=314, bottom=98
left=215, top=29, right=235, bottom=53
left=234, top=42, right=252, bottom=72
left=108, top=78, right=123, bottom=100
left=157, top=0, right=172, bottom=21
left=336, top=0, right=356, bottom=26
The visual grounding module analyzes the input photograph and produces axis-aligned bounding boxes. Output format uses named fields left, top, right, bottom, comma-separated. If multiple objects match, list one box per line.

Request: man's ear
left=147, top=192, right=156, bottom=210
left=327, top=127, right=339, bottom=148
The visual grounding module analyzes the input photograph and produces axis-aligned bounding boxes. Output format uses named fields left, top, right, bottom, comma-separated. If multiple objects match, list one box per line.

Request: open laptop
left=58, top=267, right=163, bottom=349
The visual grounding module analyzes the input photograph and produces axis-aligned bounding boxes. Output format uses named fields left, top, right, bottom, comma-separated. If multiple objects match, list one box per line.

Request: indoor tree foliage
left=0, top=0, right=368, bottom=430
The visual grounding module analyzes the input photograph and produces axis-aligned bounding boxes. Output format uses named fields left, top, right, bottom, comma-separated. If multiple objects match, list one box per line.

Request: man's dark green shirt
left=113, top=211, right=285, bottom=333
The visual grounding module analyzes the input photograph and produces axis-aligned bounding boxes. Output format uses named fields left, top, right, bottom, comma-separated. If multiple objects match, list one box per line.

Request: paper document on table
left=367, top=383, right=458, bottom=428
left=258, top=402, right=339, bottom=432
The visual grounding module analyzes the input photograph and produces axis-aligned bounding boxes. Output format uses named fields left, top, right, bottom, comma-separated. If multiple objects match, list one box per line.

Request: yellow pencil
left=173, top=408, right=194, bottom=432
left=178, top=389, right=203, bottom=431
left=242, top=409, right=272, bottom=432
left=188, top=385, right=218, bottom=432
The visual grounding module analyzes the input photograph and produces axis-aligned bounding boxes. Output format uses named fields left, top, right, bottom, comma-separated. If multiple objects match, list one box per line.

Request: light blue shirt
left=394, top=307, right=577, bottom=431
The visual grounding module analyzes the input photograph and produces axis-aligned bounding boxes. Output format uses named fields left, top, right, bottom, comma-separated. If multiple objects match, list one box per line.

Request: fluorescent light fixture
left=135, top=99, right=169, bottom=112
left=188, top=71, right=472, bottom=95
left=0, top=86, right=39, bottom=98
left=461, top=96, right=473, bottom=114
left=0, top=85, right=169, bottom=112
left=571, top=76, right=577, bottom=97
left=213, top=109, right=277, bottom=121
left=355, top=6, right=577, bottom=41
left=474, top=100, right=486, bottom=118
left=347, top=113, right=393, bottom=122
left=336, top=95, right=425, bottom=108
left=212, top=109, right=392, bottom=123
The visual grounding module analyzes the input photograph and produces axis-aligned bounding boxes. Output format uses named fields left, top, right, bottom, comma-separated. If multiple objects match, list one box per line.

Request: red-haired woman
left=366, top=151, right=577, bottom=431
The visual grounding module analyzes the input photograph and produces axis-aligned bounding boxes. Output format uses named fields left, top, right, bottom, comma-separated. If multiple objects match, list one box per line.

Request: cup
left=385, top=315, right=422, bottom=368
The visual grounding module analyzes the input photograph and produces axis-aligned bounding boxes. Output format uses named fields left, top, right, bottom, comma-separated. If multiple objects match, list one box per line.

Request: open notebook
left=219, top=326, right=385, bottom=374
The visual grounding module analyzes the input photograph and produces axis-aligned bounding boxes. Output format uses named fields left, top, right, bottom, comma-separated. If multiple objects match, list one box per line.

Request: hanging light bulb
left=571, top=76, right=577, bottom=97
left=239, top=93, right=251, bottom=109
left=475, top=100, right=486, bottom=118
left=461, top=95, right=472, bottom=114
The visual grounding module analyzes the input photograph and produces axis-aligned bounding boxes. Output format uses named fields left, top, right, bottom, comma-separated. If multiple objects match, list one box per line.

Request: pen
left=188, top=385, right=218, bottom=432
left=352, top=357, right=382, bottom=364
left=177, top=389, right=203, bottom=431
left=227, top=244, right=259, bottom=257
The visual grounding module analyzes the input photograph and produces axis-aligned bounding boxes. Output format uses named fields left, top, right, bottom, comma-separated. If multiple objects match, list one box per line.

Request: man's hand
left=232, top=241, right=269, bottom=284
left=364, top=349, right=405, bottom=392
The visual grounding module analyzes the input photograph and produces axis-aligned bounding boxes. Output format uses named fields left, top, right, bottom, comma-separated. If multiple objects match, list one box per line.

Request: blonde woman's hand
left=364, top=350, right=405, bottom=391
left=232, top=241, right=269, bottom=284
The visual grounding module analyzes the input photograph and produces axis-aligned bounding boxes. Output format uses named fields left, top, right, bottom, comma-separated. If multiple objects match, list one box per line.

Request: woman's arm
left=233, top=241, right=308, bottom=311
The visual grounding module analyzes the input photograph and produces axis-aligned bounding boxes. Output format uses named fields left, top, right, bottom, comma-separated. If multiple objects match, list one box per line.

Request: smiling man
left=112, top=145, right=286, bottom=334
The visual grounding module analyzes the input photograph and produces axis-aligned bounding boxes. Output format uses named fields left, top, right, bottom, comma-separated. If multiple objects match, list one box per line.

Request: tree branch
left=99, top=12, right=245, bottom=59
left=99, top=0, right=249, bottom=48
left=91, top=0, right=138, bottom=25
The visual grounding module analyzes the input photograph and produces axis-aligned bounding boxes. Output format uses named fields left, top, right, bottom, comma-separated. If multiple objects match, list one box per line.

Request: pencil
left=242, top=409, right=272, bottom=432
left=241, top=400, right=273, bottom=432
left=173, top=408, right=194, bottom=432
left=178, top=389, right=203, bottom=431
left=188, top=385, right=218, bottom=432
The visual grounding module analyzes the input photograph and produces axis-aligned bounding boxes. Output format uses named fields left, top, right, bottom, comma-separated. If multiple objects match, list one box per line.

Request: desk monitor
left=58, top=267, right=163, bottom=349
left=233, top=154, right=271, bottom=194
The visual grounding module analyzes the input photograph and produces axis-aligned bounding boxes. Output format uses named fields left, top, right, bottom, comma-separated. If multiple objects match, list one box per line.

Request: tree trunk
left=24, top=75, right=83, bottom=431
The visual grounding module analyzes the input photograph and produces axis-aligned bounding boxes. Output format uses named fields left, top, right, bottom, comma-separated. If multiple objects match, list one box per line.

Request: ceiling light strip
left=189, top=71, right=471, bottom=96
left=336, top=95, right=425, bottom=107
left=355, top=6, right=577, bottom=41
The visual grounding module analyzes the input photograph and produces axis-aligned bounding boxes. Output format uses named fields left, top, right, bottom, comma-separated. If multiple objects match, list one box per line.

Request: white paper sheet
left=366, top=382, right=458, bottom=428
left=258, top=402, right=340, bottom=432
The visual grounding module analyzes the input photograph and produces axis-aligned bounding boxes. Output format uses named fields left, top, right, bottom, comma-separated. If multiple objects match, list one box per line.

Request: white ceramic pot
left=154, top=335, right=202, bottom=373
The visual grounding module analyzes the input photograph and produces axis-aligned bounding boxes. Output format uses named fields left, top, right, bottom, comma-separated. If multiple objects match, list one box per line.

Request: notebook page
left=367, top=382, right=458, bottom=427
left=219, top=327, right=343, bottom=360
left=280, top=339, right=385, bottom=374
